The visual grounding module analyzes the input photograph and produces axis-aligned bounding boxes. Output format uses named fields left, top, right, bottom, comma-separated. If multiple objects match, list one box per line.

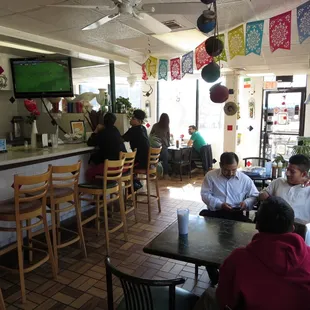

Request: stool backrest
left=147, top=147, right=162, bottom=174
left=49, top=161, right=81, bottom=192
left=104, top=158, right=125, bottom=186
left=120, top=150, right=137, bottom=174
left=14, top=167, right=51, bottom=216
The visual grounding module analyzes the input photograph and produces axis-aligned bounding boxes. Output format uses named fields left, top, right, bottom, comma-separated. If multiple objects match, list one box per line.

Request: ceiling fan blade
left=134, top=13, right=171, bottom=35
left=46, top=4, right=116, bottom=10
left=82, top=13, right=120, bottom=31
left=142, top=1, right=242, bottom=15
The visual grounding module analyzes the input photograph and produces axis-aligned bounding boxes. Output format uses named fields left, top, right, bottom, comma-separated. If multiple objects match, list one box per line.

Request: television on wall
left=10, top=57, right=74, bottom=98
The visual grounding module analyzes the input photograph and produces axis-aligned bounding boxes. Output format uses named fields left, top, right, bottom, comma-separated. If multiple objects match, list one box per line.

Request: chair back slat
left=120, top=150, right=137, bottom=172
left=106, top=257, right=184, bottom=310
left=14, top=168, right=51, bottom=216
left=50, top=161, right=81, bottom=190
left=181, top=148, right=192, bottom=163
left=148, top=147, right=162, bottom=173
left=104, top=159, right=125, bottom=182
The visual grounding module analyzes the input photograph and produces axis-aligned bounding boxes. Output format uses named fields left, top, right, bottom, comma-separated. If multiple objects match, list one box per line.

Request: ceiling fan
left=47, top=0, right=171, bottom=34
left=47, top=0, right=242, bottom=34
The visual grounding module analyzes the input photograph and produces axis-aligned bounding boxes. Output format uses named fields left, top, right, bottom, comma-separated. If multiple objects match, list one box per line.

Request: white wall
left=236, top=76, right=264, bottom=166
left=223, top=73, right=239, bottom=152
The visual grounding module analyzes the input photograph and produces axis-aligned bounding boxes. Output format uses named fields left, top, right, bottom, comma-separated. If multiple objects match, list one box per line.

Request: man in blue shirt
left=200, top=152, right=259, bottom=286
left=200, top=152, right=258, bottom=222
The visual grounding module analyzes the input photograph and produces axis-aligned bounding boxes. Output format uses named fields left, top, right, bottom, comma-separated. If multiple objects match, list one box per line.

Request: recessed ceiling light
left=0, top=41, right=55, bottom=54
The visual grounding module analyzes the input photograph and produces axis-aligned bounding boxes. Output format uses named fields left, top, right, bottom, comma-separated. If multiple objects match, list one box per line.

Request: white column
left=223, top=72, right=239, bottom=153
left=304, top=75, right=310, bottom=137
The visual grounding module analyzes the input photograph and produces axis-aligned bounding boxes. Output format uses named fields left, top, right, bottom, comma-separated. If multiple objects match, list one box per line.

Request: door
left=260, top=87, right=306, bottom=160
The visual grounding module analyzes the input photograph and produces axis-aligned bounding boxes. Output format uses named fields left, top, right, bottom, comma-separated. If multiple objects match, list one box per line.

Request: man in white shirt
left=260, top=154, right=310, bottom=243
left=200, top=152, right=259, bottom=222
left=200, top=152, right=259, bottom=286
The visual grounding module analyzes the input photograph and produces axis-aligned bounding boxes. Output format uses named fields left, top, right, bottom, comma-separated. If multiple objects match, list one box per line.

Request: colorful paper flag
left=269, top=11, right=292, bottom=53
left=170, top=58, right=181, bottom=81
left=228, top=24, right=245, bottom=59
left=145, top=56, right=158, bottom=78
left=158, top=59, right=168, bottom=80
left=195, top=41, right=213, bottom=70
left=297, top=1, right=310, bottom=44
left=182, top=51, right=194, bottom=77
left=142, top=63, right=148, bottom=81
left=214, top=34, right=227, bottom=62
left=246, top=20, right=264, bottom=55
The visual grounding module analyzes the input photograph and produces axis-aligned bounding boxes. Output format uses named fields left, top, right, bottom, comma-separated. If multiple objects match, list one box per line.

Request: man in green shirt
left=188, top=125, right=207, bottom=159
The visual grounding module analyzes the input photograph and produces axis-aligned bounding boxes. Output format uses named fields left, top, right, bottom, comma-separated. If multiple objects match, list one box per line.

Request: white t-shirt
left=265, top=178, right=310, bottom=221
left=265, top=178, right=310, bottom=245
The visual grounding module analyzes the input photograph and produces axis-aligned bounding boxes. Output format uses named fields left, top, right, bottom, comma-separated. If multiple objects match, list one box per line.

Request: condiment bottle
left=277, top=161, right=283, bottom=178
left=176, top=140, right=179, bottom=148
left=272, top=162, right=278, bottom=179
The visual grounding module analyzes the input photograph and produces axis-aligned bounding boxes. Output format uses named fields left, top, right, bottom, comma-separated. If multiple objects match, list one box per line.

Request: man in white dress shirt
left=200, top=152, right=259, bottom=222
left=200, top=152, right=259, bottom=286
left=260, top=154, right=310, bottom=243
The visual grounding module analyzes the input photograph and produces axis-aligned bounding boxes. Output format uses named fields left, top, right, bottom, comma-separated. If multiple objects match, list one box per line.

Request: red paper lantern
left=210, top=84, right=229, bottom=103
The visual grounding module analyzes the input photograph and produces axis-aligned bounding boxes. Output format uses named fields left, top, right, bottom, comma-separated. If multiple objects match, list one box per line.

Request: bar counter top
left=0, top=143, right=94, bottom=170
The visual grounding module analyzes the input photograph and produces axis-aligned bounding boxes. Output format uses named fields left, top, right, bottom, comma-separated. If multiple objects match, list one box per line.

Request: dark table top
left=143, top=215, right=257, bottom=267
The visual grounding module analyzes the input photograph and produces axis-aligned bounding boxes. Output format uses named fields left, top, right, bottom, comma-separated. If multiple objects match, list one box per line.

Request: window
left=158, top=79, right=197, bottom=140
left=79, top=82, right=142, bottom=111
left=198, top=77, right=225, bottom=162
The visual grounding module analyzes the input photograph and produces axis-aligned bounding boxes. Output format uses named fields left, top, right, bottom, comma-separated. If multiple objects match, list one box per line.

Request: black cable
left=41, top=98, right=67, bottom=134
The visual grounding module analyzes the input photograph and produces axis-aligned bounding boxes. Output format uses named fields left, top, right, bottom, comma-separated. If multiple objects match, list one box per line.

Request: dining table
left=143, top=215, right=257, bottom=277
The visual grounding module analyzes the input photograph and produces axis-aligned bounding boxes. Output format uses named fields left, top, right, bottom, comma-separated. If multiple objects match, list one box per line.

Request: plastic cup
left=177, top=209, right=189, bottom=235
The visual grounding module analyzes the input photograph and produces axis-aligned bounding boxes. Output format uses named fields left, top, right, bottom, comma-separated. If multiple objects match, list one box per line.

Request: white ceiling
left=0, top=0, right=309, bottom=75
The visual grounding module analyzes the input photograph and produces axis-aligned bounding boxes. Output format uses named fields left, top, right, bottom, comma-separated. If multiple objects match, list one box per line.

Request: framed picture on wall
left=70, top=120, right=85, bottom=135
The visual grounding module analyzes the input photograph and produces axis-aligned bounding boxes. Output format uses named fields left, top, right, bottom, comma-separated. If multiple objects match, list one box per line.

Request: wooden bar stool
left=78, top=158, right=128, bottom=254
left=120, top=150, right=137, bottom=222
left=48, top=161, right=87, bottom=272
left=0, top=168, right=57, bottom=303
left=134, top=147, right=162, bottom=222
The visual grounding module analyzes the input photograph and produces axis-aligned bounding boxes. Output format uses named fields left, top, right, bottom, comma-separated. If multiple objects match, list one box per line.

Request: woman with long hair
left=151, top=113, right=170, bottom=178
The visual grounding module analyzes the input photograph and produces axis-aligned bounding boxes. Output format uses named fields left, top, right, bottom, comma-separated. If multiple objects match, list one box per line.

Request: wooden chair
left=78, top=158, right=128, bottom=254
left=0, top=168, right=57, bottom=303
left=106, top=257, right=199, bottom=310
left=0, top=289, right=6, bottom=310
left=120, top=150, right=137, bottom=222
left=48, top=161, right=87, bottom=272
left=134, top=147, right=162, bottom=222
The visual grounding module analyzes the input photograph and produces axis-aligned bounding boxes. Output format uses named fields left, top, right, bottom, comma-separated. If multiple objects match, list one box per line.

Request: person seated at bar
left=200, top=152, right=259, bottom=223
left=259, top=154, right=310, bottom=242
left=194, top=197, right=310, bottom=310
left=150, top=113, right=170, bottom=179
left=187, top=125, right=206, bottom=160
left=123, top=109, right=150, bottom=169
left=86, top=112, right=126, bottom=182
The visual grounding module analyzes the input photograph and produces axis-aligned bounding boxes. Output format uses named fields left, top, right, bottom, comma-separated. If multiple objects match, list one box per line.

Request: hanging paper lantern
left=201, top=62, right=220, bottom=83
left=197, top=10, right=216, bottom=34
left=205, top=36, right=224, bottom=57
left=210, top=83, right=229, bottom=103
left=201, top=0, right=215, bottom=4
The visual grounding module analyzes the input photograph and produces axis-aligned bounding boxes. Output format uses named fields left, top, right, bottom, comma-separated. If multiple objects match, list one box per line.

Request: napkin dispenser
left=0, top=139, right=7, bottom=153
left=36, top=134, right=49, bottom=148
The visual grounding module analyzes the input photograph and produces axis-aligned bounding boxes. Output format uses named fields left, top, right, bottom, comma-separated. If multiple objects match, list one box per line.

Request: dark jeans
left=160, top=146, right=169, bottom=175
left=199, top=209, right=253, bottom=286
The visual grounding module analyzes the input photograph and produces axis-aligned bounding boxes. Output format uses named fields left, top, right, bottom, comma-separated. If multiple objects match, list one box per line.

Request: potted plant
left=116, top=97, right=132, bottom=114
left=292, top=137, right=310, bottom=158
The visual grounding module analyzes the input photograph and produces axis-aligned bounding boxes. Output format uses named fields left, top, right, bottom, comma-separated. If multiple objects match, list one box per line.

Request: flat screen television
left=10, top=57, right=74, bottom=98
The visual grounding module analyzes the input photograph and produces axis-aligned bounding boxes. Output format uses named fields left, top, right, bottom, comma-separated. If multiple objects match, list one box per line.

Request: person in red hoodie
left=194, top=196, right=310, bottom=310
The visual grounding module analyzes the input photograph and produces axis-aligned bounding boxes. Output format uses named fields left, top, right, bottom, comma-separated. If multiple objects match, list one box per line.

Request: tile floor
left=1, top=173, right=211, bottom=310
